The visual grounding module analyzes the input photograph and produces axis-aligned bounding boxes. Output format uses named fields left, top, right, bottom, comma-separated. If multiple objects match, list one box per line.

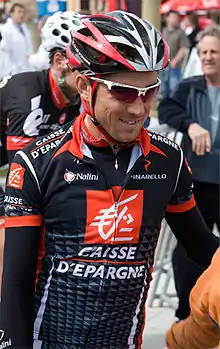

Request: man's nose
left=205, top=51, right=213, bottom=60
left=126, top=97, right=145, bottom=116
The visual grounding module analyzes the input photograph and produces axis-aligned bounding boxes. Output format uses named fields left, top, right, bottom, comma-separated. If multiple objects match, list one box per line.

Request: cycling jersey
left=1, top=113, right=219, bottom=349
left=0, top=186, right=4, bottom=228
left=0, top=69, right=81, bottom=165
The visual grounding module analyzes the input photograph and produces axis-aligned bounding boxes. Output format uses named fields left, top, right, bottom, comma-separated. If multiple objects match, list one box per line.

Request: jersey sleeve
left=166, top=150, right=196, bottom=213
left=0, top=152, right=42, bottom=348
left=0, top=186, right=4, bottom=228
left=0, top=81, right=8, bottom=166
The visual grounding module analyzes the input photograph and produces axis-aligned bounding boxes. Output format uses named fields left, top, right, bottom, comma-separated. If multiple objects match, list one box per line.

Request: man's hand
left=188, top=123, right=211, bottom=156
left=170, top=60, right=177, bottom=68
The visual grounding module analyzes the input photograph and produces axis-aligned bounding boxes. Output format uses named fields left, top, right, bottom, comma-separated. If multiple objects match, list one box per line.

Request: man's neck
left=206, top=75, right=220, bottom=87
left=84, top=114, right=103, bottom=139
left=166, top=25, right=176, bottom=32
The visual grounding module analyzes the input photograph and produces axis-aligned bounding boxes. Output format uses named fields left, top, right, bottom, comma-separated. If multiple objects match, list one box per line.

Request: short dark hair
left=166, top=10, right=179, bottom=17
left=10, top=3, right=25, bottom=14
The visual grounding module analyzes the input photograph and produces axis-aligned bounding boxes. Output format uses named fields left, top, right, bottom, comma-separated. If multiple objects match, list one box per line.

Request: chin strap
left=52, top=67, right=79, bottom=105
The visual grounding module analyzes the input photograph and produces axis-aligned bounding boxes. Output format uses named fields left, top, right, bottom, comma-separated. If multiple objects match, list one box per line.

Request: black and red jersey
left=0, top=69, right=81, bottom=166
left=1, top=113, right=219, bottom=349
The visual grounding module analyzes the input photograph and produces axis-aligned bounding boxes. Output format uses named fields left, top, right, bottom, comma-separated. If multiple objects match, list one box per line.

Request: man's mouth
left=119, top=118, right=140, bottom=125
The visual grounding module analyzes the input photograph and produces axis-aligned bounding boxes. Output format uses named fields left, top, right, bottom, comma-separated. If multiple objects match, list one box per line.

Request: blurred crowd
left=0, top=3, right=49, bottom=79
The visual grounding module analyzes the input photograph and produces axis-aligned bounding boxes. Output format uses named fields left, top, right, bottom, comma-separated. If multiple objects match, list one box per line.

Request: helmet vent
left=52, top=29, right=60, bottom=36
left=61, top=23, right=69, bottom=30
left=61, top=35, right=70, bottom=43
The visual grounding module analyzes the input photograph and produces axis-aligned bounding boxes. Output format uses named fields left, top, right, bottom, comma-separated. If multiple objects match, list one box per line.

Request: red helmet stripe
left=74, top=20, right=135, bottom=71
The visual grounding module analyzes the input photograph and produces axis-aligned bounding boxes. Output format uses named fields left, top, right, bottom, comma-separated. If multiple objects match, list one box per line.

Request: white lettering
left=4, top=196, right=23, bottom=205
left=127, top=247, right=136, bottom=260
left=83, top=265, right=96, bottom=277
left=57, top=261, right=69, bottom=273
left=78, top=247, right=93, bottom=257
left=92, top=265, right=104, bottom=278
left=78, top=246, right=137, bottom=260
left=106, top=266, right=116, bottom=279
left=72, top=263, right=85, bottom=277
left=148, top=132, right=179, bottom=150
left=56, top=260, right=146, bottom=280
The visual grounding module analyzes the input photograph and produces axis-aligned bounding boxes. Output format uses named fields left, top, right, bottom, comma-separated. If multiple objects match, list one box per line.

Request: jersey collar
left=68, top=112, right=151, bottom=159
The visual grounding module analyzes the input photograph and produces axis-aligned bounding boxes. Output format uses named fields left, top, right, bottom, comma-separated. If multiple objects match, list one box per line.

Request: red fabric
left=48, top=69, right=70, bottom=110
left=161, top=0, right=220, bottom=14
left=107, top=0, right=127, bottom=11
left=67, top=112, right=151, bottom=158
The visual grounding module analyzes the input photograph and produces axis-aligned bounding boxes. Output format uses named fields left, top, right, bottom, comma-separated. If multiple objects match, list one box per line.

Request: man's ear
left=75, top=74, right=91, bottom=101
left=52, top=51, right=67, bottom=74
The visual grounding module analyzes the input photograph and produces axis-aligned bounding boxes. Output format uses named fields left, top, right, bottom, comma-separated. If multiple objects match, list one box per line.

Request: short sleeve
left=166, top=152, right=196, bottom=213
left=179, top=30, right=190, bottom=48
left=4, top=152, right=42, bottom=228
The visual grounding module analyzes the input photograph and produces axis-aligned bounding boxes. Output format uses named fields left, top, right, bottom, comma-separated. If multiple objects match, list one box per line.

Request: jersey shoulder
left=16, top=121, right=74, bottom=177
left=148, top=130, right=181, bottom=156
left=1, top=70, right=50, bottom=115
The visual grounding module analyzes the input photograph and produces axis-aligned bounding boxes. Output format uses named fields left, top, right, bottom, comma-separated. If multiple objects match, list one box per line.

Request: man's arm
left=170, top=31, right=189, bottom=68
left=158, top=79, right=194, bottom=132
left=0, top=153, right=42, bottom=348
left=158, top=79, right=211, bottom=156
left=165, top=149, right=219, bottom=269
left=165, top=206, right=219, bottom=269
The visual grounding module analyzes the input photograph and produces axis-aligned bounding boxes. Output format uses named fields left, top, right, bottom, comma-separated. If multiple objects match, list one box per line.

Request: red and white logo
left=7, top=163, right=25, bottom=190
left=144, top=160, right=151, bottom=172
left=64, top=169, right=75, bottom=184
left=85, top=190, right=143, bottom=244
left=59, top=113, right=67, bottom=125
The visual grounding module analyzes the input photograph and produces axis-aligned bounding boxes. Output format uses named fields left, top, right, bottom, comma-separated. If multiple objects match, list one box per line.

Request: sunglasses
left=88, top=77, right=161, bottom=104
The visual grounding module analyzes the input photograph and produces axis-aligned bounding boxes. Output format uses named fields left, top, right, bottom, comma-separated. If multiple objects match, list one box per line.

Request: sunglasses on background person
left=88, top=77, right=161, bottom=104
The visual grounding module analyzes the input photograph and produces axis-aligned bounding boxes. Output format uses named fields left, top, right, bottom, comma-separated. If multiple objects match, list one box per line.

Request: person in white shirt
left=29, top=15, right=50, bottom=71
left=0, top=3, right=34, bottom=75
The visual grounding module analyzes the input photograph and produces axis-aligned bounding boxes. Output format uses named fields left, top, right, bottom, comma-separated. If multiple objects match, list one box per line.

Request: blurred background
left=1, top=0, right=220, bottom=51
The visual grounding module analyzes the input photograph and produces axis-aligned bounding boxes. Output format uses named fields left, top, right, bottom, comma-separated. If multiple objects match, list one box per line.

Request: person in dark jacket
left=158, top=26, right=220, bottom=321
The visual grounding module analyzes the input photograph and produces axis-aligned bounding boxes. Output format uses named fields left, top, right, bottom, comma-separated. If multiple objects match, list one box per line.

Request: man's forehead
left=199, top=36, right=220, bottom=49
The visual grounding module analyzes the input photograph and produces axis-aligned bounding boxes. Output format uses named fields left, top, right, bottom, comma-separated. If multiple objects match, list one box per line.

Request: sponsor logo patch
left=7, top=163, right=25, bottom=190
left=85, top=190, right=143, bottom=244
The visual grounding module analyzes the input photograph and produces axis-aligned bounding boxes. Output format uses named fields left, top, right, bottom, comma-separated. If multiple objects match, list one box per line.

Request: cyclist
left=1, top=11, right=219, bottom=349
left=0, top=11, right=83, bottom=166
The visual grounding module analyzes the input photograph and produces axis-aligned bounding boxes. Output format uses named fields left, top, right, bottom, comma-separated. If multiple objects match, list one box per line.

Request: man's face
left=51, top=52, right=78, bottom=97
left=11, top=6, right=25, bottom=24
left=166, top=13, right=180, bottom=29
left=92, top=71, right=158, bottom=143
left=198, top=36, right=220, bottom=77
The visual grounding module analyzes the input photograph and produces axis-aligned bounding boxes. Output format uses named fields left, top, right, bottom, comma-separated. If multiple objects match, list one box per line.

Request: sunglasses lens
left=110, top=85, right=159, bottom=103
left=110, top=86, right=138, bottom=103
left=141, top=86, right=160, bottom=103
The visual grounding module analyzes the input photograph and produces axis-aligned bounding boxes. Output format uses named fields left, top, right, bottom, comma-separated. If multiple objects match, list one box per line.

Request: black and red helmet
left=66, top=11, right=170, bottom=76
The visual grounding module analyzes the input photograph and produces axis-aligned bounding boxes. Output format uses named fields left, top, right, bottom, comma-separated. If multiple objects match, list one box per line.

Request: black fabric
left=0, top=186, right=4, bottom=217
left=0, top=69, right=81, bottom=166
left=166, top=206, right=219, bottom=270
left=88, top=145, right=132, bottom=188
left=1, top=227, right=40, bottom=348
left=171, top=181, right=220, bottom=320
